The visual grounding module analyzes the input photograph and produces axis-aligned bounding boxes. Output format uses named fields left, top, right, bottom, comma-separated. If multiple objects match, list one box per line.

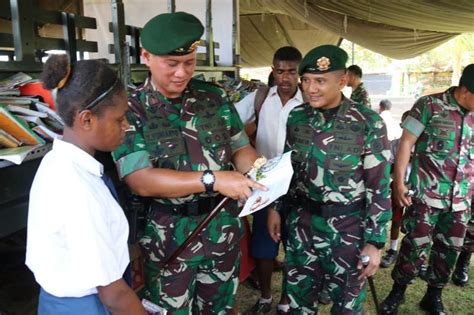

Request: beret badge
left=316, top=56, right=331, bottom=71
left=188, top=40, right=201, bottom=52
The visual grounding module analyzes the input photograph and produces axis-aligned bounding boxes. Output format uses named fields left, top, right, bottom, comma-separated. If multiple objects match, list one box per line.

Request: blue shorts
left=250, top=207, right=280, bottom=259
left=38, top=288, right=110, bottom=315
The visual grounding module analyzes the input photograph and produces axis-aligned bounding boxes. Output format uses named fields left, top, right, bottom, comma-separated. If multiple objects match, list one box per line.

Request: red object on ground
left=239, top=216, right=255, bottom=282
left=19, top=82, right=55, bottom=109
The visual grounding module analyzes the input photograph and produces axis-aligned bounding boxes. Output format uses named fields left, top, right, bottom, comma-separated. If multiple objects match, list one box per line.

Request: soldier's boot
left=380, top=249, right=398, bottom=268
left=419, top=286, right=447, bottom=315
left=452, top=251, right=471, bottom=287
left=380, top=282, right=407, bottom=315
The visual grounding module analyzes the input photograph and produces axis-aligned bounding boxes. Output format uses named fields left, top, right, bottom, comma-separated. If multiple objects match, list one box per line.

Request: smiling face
left=272, top=60, right=299, bottom=96
left=301, top=70, right=347, bottom=109
left=142, top=49, right=197, bottom=98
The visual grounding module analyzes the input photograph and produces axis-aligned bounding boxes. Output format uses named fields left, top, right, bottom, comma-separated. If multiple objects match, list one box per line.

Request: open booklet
left=239, top=151, right=294, bottom=217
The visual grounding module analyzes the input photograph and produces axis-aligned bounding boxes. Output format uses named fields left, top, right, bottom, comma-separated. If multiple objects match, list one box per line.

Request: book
left=0, top=88, right=21, bottom=96
left=0, top=144, right=41, bottom=165
left=0, top=72, right=33, bottom=90
left=0, top=105, right=46, bottom=145
left=0, top=129, right=21, bottom=148
left=7, top=104, right=48, bottom=118
left=33, top=101, right=64, bottom=131
left=32, top=125, right=61, bottom=141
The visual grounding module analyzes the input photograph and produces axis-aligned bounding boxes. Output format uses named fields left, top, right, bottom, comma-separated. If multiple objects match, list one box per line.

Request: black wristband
left=200, top=170, right=215, bottom=194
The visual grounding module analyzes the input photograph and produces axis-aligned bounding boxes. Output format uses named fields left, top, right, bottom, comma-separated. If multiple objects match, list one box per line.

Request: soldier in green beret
left=267, top=45, right=392, bottom=314
left=380, top=64, right=474, bottom=315
left=112, top=11, right=266, bottom=314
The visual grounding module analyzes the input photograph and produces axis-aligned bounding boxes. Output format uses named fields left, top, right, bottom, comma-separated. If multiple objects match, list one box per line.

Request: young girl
left=25, top=54, right=147, bottom=315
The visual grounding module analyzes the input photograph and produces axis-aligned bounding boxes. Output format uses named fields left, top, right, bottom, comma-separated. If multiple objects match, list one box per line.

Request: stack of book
left=0, top=72, right=64, bottom=165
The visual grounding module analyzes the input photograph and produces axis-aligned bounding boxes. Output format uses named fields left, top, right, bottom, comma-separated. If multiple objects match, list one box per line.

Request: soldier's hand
left=214, top=171, right=267, bottom=201
left=267, top=208, right=281, bottom=243
left=357, top=243, right=381, bottom=279
left=393, top=180, right=412, bottom=208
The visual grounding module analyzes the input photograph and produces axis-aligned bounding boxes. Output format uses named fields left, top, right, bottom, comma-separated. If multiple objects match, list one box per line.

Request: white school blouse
left=26, top=139, right=129, bottom=297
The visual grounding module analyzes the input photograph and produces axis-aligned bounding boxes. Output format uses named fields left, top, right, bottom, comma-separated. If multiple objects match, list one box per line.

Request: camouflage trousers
left=284, top=206, right=367, bottom=315
left=140, top=207, right=243, bottom=314
left=392, top=199, right=470, bottom=288
left=461, top=205, right=474, bottom=253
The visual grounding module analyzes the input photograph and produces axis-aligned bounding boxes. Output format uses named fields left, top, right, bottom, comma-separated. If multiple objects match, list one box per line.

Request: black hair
left=379, top=99, right=392, bottom=111
left=347, top=65, right=363, bottom=78
left=41, top=54, right=124, bottom=127
left=273, top=46, right=302, bottom=64
left=267, top=72, right=275, bottom=87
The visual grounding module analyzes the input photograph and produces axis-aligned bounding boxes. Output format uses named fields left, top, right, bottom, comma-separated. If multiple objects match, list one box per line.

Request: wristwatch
left=200, top=170, right=215, bottom=194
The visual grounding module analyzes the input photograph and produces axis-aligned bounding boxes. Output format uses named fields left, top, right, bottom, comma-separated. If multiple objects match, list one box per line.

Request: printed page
left=239, top=151, right=293, bottom=217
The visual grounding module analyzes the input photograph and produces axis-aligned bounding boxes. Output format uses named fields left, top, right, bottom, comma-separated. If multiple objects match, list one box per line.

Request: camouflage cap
left=299, top=45, right=348, bottom=76
left=141, top=12, right=204, bottom=56
left=460, top=64, right=474, bottom=93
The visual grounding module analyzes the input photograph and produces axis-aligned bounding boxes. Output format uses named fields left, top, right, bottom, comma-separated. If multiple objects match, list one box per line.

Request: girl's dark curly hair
left=41, top=54, right=124, bottom=127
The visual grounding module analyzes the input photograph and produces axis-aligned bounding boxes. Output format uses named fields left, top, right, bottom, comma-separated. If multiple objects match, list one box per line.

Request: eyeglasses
left=83, top=77, right=120, bottom=110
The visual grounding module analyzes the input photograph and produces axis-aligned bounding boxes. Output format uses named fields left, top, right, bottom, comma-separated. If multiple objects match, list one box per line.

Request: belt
left=150, top=196, right=220, bottom=216
left=297, top=195, right=365, bottom=218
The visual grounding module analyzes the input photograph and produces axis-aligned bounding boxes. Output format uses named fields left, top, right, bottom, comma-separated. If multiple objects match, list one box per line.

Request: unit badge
left=316, top=56, right=331, bottom=71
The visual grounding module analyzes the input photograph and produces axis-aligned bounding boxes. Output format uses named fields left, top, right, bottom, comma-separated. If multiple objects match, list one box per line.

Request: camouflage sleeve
left=362, top=92, right=371, bottom=108
left=401, top=97, right=431, bottom=137
left=111, top=105, right=152, bottom=179
left=363, top=116, right=392, bottom=245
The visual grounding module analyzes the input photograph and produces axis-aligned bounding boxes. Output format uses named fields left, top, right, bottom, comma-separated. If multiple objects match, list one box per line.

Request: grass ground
left=235, top=253, right=474, bottom=315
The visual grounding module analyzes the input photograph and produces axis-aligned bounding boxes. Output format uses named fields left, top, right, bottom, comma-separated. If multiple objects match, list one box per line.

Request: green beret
left=299, top=45, right=348, bottom=76
left=141, top=12, right=204, bottom=56
left=460, top=64, right=474, bottom=93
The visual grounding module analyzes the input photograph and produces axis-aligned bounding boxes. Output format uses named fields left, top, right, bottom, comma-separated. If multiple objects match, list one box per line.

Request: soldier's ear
left=142, top=49, right=152, bottom=67
left=338, top=72, right=348, bottom=89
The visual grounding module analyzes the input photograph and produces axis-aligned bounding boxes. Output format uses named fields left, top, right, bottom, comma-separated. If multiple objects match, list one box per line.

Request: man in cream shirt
left=236, top=46, right=303, bottom=315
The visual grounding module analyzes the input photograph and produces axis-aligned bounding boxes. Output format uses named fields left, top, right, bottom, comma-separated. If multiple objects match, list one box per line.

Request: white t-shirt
left=236, top=85, right=304, bottom=159
left=379, top=110, right=402, bottom=141
left=26, top=139, right=130, bottom=298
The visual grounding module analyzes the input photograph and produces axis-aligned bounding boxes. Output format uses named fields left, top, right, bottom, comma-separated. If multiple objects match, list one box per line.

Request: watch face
left=202, top=172, right=215, bottom=184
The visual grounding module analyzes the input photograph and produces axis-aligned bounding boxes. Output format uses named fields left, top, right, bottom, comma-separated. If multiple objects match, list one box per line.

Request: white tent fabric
left=239, top=0, right=474, bottom=67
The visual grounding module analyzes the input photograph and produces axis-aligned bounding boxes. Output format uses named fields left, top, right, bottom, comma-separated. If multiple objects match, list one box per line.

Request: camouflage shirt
left=351, top=82, right=371, bottom=108
left=112, top=77, right=249, bottom=205
left=402, top=87, right=474, bottom=212
left=275, top=96, right=391, bottom=244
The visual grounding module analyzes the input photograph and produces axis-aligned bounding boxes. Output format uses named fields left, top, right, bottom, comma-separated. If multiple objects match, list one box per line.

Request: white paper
left=239, top=151, right=294, bottom=217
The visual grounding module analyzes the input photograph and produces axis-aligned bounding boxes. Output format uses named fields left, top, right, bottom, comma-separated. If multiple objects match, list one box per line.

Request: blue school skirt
left=38, top=288, right=110, bottom=315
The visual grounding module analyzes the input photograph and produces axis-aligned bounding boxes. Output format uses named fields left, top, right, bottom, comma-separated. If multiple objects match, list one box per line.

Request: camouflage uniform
left=112, top=77, right=249, bottom=314
left=392, top=87, right=474, bottom=288
left=463, top=200, right=474, bottom=253
left=273, top=96, right=391, bottom=314
left=350, top=82, right=371, bottom=108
